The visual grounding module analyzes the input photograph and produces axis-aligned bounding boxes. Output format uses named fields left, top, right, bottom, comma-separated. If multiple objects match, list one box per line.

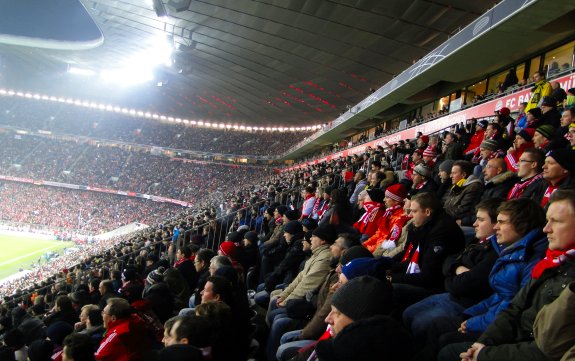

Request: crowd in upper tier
left=0, top=97, right=313, bottom=157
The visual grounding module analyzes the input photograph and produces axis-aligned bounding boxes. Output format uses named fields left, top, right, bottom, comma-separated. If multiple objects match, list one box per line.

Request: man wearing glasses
left=506, top=148, right=546, bottom=200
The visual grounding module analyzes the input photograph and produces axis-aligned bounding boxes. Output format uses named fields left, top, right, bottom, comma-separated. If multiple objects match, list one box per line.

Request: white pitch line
left=0, top=244, right=64, bottom=267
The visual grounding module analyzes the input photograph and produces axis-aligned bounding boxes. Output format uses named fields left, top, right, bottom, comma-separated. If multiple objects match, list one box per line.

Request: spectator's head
left=451, top=160, right=474, bottom=184
left=383, top=184, right=407, bottom=208
left=61, top=333, right=95, bottom=361
left=540, top=96, right=556, bottom=113
left=326, top=276, right=390, bottom=337
left=301, top=218, right=318, bottom=232
left=438, top=160, right=454, bottom=182
left=162, top=316, right=178, bottom=346
left=534, top=125, right=556, bottom=148
left=201, top=276, right=232, bottom=305
left=494, top=199, right=546, bottom=246
left=561, top=108, right=574, bottom=127
left=311, top=224, right=338, bottom=250
left=479, top=139, right=499, bottom=160
left=194, top=249, right=215, bottom=273
left=483, top=158, right=506, bottom=182
left=55, top=295, right=74, bottom=313
left=46, top=321, right=73, bottom=346
left=422, top=146, right=437, bottom=163
left=217, top=241, right=237, bottom=259
left=283, top=209, right=300, bottom=223
left=176, top=246, right=192, bottom=261
left=27, top=339, right=54, bottom=361
left=412, top=163, right=432, bottom=185
left=365, top=188, right=384, bottom=204
left=79, top=304, right=99, bottom=328
left=102, top=298, right=131, bottom=329
left=485, top=123, right=502, bottom=140
left=517, top=148, right=545, bottom=179
left=568, top=123, right=575, bottom=148
left=545, top=190, right=575, bottom=251
left=169, top=315, right=212, bottom=348
left=242, top=231, right=258, bottom=247
left=473, top=198, right=503, bottom=240
left=543, top=148, right=575, bottom=185
left=533, top=70, right=545, bottom=82
left=444, top=133, right=456, bottom=145
left=515, top=128, right=535, bottom=146
left=3, top=328, right=25, bottom=352
left=330, top=233, right=361, bottom=261
left=283, top=220, right=303, bottom=243
left=410, top=192, right=441, bottom=227
left=209, top=255, right=231, bottom=276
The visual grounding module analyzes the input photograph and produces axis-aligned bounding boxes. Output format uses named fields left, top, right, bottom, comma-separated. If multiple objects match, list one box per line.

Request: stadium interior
left=1, top=0, right=575, bottom=360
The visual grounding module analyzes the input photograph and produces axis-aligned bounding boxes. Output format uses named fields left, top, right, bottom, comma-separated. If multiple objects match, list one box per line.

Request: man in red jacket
left=95, top=298, right=151, bottom=361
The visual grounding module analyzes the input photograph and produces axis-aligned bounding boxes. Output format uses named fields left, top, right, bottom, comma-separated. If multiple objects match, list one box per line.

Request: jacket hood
left=486, top=171, right=516, bottom=186
left=462, top=175, right=482, bottom=187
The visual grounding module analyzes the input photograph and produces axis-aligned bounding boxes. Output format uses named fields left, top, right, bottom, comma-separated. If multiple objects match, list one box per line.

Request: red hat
left=423, top=146, right=437, bottom=158
left=420, top=135, right=429, bottom=144
left=498, top=107, right=510, bottom=116
left=218, top=241, right=237, bottom=258
left=384, top=184, right=407, bottom=202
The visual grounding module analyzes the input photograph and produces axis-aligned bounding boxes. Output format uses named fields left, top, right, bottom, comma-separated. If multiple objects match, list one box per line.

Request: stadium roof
left=0, top=0, right=496, bottom=127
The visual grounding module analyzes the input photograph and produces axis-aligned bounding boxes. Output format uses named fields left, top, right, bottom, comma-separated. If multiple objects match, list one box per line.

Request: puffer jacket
left=444, top=175, right=483, bottom=225
left=480, top=171, right=518, bottom=202
left=463, top=228, right=547, bottom=333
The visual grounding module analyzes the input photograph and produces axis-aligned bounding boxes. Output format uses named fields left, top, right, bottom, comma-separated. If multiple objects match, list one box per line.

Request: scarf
left=541, top=176, right=567, bottom=207
left=406, top=246, right=421, bottom=274
left=356, top=202, right=382, bottom=232
left=507, top=173, right=543, bottom=200
left=415, top=180, right=428, bottom=190
left=531, top=248, right=575, bottom=279
left=451, top=177, right=467, bottom=189
left=382, top=204, right=402, bottom=218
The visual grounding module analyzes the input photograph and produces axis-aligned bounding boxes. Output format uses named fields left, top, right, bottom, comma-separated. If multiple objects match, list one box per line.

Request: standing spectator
left=525, top=70, right=552, bottom=112
left=300, top=186, right=317, bottom=220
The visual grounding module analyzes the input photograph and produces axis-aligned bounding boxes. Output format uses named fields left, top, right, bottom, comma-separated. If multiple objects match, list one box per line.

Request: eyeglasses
left=519, top=159, right=535, bottom=163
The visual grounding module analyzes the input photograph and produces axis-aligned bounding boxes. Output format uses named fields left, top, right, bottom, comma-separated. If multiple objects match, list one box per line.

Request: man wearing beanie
left=533, top=148, right=575, bottom=207
left=533, top=124, right=556, bottom=151
left=273, top=244, right=373, bottom=361
left=362, top=184, right=411, bottom=254
left=267, top=224, right=336, bottom=325
left=311, top=277, right=412, bottom=361
left=408, top=163, right=437, bottom=198
left=505, top=128, right=535, bottom=171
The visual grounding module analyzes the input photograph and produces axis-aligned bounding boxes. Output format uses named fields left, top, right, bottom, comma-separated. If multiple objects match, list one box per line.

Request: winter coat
left=279, top=244, right=332, bottom=302
left=475, top=258, right=575, bottom=361
left=95, top=315, right=151, bottom=361
left=391, top=211, right=465, bottom=291
left=463, top=229, right=548, bottom=333
left=444, top=175, right=483, bottom=225
left=443, top=235, right=499, bottom=307
left=480, top=171, right=518, bottom=202
left=264, top=235, right=307, bottom=291
left=299, top=270, right=339, bottom=340
left=533, top=282, right=575, bottom=361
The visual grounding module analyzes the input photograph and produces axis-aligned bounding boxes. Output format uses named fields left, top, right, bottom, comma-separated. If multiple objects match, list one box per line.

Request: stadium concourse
left=3, top=2, right=575, bottom=361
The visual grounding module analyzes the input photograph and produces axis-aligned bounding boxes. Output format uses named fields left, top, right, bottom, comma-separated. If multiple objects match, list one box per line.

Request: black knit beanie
left=331, top=276, right=387, bottom=321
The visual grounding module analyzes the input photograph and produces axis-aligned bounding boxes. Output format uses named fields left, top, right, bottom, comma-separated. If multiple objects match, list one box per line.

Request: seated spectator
left=190, top=248, right=215, bottom=308
left=353, top=188, right=385, bottom=241
left=78, top=306, right=104, bottom=350
left=506, top=147, right=545, bottom=200
left=390, top=192, right=465, bottom=308
left=266, top=224, right=337, bottom=325
left=437, top=160, right=454, bottom=203
left=95, top=298, right=151, bottom=361
left=297, top=276, right=410, bottom=361
left=505, top=128, right=535, bottom=172
left=362, top=184, right=410, bottom=254
left=61, top=333, right=95, bottom=361
left=533, top=124, right=557, bottom=151
left=174, top=246, right=198, bottom=292
left=533, top=148, right=575, bottom=206
left=539, top=96, right=561, bottom=128
left=444, top=160, right=483, bottom=226
left=402, top=198, right=501, bottom=355
left=408, top=163, right=437, bottom=198
left=480, top=158, right=517, bottom=201
left=440, top=190, right=575, bottom=361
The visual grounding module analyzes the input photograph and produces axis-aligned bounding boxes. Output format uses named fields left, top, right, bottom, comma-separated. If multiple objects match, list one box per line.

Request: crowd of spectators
left=0, top=133, right=270, bottom=203
left=0, top=183, right=182, bottom=234
left=1, top=69, right=575, bottom=361
left=0, top=97, right=312, bottom=157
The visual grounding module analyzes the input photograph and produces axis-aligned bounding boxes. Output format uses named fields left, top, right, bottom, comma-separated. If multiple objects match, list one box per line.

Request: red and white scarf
left=507, top=173, right=543, bottom=200
left=401, top=243, right=421, bottom=274
left=382, top=204, right=402, bottom=218
left=356, top=202, right=382, bottom=232
left=532, top=248, right=575, bottom=279
left=541, top=177, right=567, bottom=207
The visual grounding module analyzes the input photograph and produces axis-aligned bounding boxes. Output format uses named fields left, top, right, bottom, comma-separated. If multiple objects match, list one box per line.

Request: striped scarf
left=507, top=173, right=543, bottom=200
left=532, top=248, right=575, bottom=279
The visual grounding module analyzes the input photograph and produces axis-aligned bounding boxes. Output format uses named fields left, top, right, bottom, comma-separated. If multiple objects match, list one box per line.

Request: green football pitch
left=0, top=234, right=74, bottom=281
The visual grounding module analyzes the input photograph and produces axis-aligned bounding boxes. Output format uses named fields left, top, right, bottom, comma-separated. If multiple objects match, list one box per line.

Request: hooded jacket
left=480, top=171, right=518, bottom=202
left=444, top=175, right=483, bottom=225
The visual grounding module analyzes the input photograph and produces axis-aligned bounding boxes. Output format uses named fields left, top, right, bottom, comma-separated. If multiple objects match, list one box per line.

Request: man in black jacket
left=389, top=192, right=465, bottom=309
